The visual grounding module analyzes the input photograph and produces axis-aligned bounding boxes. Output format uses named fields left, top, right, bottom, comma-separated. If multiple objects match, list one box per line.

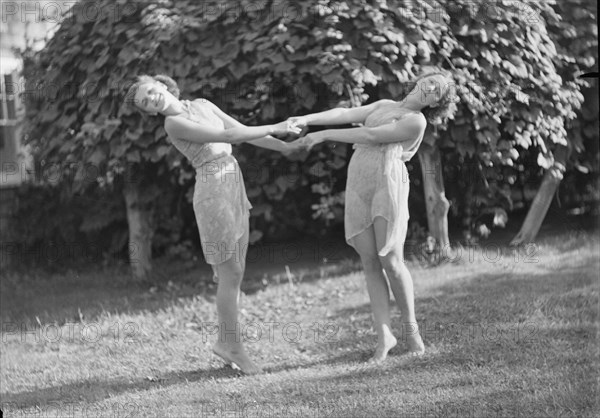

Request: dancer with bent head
left=289, top=70, right=456, bottom=362
left=126, top=74, right=300, bottom=374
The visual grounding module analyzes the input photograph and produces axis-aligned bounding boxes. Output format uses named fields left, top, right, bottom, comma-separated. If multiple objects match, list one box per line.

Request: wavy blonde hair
left=397, top=69, right=457, bottom=125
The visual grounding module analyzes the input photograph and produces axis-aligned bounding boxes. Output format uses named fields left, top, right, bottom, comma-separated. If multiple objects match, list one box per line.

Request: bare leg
left=350, top=227, right=397, bottom=363
left=211, top=227, right=262, bottom=374
left=373, top=216, right=424, bottom=356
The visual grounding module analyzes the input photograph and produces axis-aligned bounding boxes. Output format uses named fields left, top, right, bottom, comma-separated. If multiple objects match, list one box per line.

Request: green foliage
left=10, top=182, right=128, bottom=269
left=545, top=0, right=599, bottom=211
left=434, top=0, right=590, bottom=231
left=20, top=0, right=596, bottom=264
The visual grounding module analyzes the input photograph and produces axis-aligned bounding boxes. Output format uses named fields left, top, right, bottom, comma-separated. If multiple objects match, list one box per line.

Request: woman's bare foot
left=368, top=333, right=397, bottom=363
left=212, top=343, right=263, bottom=375
left=406, top=332, right=425, bottom=356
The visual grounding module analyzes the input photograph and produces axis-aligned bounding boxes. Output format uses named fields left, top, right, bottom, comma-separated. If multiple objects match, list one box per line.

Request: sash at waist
left=353, top=143, right=405, bottom=177
left=193, top=152, right=232, bottom=171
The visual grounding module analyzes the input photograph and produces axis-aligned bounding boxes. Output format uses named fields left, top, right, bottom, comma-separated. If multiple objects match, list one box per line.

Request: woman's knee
left=215, top=258, right=244, bottom=283
left=359, top=252, right=383, bottom=272
left=379, top=252, right=406, bottom=275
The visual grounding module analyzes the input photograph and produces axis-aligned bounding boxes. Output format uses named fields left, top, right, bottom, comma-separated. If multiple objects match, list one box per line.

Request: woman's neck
left=396, top=96, right=423, bottom=113
left=162, top=99, right=185, bottom=116
left=384, top=101, right=421, bottom=119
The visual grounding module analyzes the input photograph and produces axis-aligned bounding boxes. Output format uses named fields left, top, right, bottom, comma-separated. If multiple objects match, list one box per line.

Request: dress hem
left=345, top=214, right=398, bottom=257
left=203, top=209, right=251, bottom=266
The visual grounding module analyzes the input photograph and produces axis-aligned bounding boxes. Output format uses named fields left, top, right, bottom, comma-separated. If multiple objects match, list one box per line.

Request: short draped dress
left=345, top=109, right=425, bottom=256
left=167, top=99, right=252, bottom=266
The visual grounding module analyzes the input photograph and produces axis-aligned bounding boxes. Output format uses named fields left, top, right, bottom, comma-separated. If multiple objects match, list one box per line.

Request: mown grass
left=1, top=230, right=598, bottom=417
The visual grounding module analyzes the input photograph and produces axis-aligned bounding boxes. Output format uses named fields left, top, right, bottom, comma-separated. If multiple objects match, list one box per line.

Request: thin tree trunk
left=462, top=180, right=475, bottom=242
left=418, top=141, right=450, bottom=249
left=123, top=181, right=154, bottom=281
left=510, top=146, right=568, bottom=246
left=0, top=187, right=18, bottom=269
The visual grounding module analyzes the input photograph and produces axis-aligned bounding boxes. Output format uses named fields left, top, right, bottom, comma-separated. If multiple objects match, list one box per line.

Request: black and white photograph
left=0, top=0, right=598, bottom=416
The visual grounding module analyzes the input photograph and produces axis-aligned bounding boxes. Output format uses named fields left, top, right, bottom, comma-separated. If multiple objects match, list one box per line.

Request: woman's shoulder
left=164, top=113, right=186, bottom=124
left=408, top=112, right=427, bottom=136
left=401, top=111, right=427, bottom=125
left=191, top=98, right=214, bottom=107
left=164, top=114, right=188, bottom=137
left=394, top=112, right=427, bottom=139
left=373, top=99, right=396, bottom=108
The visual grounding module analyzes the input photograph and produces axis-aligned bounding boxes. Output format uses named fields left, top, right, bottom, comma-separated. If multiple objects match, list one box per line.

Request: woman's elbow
left=221, top=129, right=239, bottom=144
left=365, top=130, right=381, bottom=145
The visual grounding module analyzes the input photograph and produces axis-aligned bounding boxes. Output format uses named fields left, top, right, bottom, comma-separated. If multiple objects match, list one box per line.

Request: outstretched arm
left=289, top=99, right=392, bottom=126
left=201, top=100, right=292, bottom=153
left=300, top=113, right=427, bottom=148
left=164, top=115, right=296, bottom=145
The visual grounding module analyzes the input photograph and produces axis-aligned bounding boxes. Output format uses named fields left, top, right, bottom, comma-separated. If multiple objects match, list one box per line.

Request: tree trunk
left=123, top=181, right=154, bottom=281
left=418, top=140, right=450, bottom=249
left=0, top=187, right=18, bottom=270
left=510, top=146, right=568, bottom=246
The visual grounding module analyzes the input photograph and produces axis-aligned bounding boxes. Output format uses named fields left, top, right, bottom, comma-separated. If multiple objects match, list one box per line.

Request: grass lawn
left=1, top=230, right=598, bottom=417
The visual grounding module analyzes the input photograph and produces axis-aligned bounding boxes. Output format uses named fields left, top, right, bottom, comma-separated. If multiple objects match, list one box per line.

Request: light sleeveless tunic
left=345, top=109, right=425, bottom=256
left=167, top=99, right=252, bottom=265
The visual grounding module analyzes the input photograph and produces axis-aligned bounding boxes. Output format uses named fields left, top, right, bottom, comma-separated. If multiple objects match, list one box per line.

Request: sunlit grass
left=1, top=230, right=598, bottom=417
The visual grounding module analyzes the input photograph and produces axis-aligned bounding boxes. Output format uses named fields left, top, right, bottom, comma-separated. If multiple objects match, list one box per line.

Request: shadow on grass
left=0, top=240, right=362, bottom=326
left=263, top=258, right=598, bottom=378
left=264, top=246, right=599, bottom=372
left=1, top=365, right=242, bottom=409
left=257, top=258, right=599, bottom=416
left=2, top=238, right=597, bottom=414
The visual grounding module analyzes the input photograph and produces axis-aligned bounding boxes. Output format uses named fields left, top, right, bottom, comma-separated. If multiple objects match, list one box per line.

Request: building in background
left=1, top=0, right=60, bottom=182
left=1, top=0, right=61, bottom=261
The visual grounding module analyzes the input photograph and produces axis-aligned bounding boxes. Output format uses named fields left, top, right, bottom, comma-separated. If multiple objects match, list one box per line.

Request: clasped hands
left=280, top=116, right=323, bottom=159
